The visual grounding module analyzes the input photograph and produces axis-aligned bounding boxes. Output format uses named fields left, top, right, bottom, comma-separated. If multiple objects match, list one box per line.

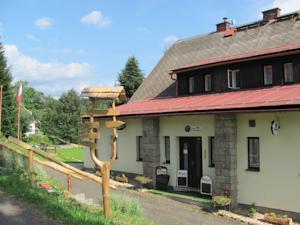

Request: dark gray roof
left=129, top=11, right=300, bottom=103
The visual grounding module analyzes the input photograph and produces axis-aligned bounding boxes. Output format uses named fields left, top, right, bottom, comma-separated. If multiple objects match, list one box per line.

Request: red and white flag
left=17, top=82, right=22, bottom=103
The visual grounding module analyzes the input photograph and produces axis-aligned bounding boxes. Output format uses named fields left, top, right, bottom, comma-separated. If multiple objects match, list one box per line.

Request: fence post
left=28, top=147, right=33, bottom=184
left=67, top=174, right=71, bottom=193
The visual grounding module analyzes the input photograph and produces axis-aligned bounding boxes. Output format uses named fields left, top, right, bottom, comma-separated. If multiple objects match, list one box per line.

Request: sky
left=1, top=0, right=300, bottom=97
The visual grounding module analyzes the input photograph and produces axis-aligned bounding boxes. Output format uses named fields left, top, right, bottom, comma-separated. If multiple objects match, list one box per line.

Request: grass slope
left=0, top=171, right=154, bottom=225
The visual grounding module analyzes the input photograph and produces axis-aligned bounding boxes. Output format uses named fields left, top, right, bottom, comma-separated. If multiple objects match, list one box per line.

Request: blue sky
left=1, top=0, right=299, bottom=97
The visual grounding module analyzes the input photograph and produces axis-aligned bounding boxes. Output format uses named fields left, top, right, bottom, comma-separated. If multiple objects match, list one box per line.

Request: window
left=188, top=76, right=195, bottom=93
left=164, top=136, right=170, bottom=164
left=136, top=136, right=143, bottom=161
left=208, top=137, right=215, bottom=167
left=248, top=137, right=260, bottom=171
left=227, top=69, right=240, bottom=89
left=284, top=62, right=294, bottom=83
left=264, top=65, right=273, bottom=85
left=204, top=74, right=212, bottom=92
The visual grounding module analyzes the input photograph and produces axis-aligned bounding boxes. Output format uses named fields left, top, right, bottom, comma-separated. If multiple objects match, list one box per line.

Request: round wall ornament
left=271, top=120, right=280, bottom=135
left=185, top=125, right=191, bottom=132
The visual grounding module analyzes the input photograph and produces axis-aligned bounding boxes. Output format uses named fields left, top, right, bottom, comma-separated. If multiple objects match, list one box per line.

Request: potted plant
left=134, top=175, right=152, bottom=190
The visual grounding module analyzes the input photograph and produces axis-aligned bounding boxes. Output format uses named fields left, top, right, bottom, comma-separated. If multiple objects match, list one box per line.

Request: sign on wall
left=185, top=125, right=203, bottom=132
left=271, top=120, right=281, bottom=135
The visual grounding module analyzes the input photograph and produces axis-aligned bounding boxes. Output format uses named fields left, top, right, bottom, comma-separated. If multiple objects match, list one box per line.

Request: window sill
left=246, top=168, right=260, bottom=172
left=208, top=165, right=215, bottom=168
left=136, top=159, right=143, bottom=162
left=162, top=162, right=170, bottom=165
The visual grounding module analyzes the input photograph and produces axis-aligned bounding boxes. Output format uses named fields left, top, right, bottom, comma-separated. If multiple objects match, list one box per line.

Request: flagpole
left=17, top=100, right=21, bottom=139
left=17, top=82, right=22, bottom=140
left=0, top=85, right=3, bottom=132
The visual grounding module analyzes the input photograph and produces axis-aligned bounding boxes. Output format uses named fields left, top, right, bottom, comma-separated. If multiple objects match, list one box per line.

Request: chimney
left=262, top=8, right=281, bottom=21
left=216, top=17, right=230, bottom=32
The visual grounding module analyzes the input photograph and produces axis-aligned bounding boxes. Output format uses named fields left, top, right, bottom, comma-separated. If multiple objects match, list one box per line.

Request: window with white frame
left=136, top=136, right=143, bottom=161
left=248, top=137, right=260, bottom=171
left=204, top=74, right=212, bottom=92
left=264, top=65, right=273, bottom=85
left=227, top=69, right=240, bottom=89
left=164, top=136, right=170, bottom=164
left=284, top=62, right=294, bottom=83
left=189, top=76, right=195, bottom=93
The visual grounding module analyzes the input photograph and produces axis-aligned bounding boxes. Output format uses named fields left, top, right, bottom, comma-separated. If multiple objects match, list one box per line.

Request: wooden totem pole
left=80, top=87, right=126, bottom=217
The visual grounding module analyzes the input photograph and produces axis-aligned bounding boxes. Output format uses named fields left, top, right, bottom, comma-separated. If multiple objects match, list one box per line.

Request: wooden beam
left=105, top=120, right=125, bottom=128
left=87, top=108, right=120, bottom=116
left=81, top=122, right=100, bottom=129
left=8, top=136, right=31, bottom=149
left=80, top=141, right=97, bottom=148
left=5, top=139, right=116, bottom=189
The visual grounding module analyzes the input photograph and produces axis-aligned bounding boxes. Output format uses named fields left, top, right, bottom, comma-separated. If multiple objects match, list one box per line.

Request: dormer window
left=264, top=65, right=273, bottom=85
left=284, top=62, right=293, bottom=83
left=189, top=76, right=195, bottom=93
left=227, top=69, right=240, bottom=89
left=204, top=74, right=212, bottom=92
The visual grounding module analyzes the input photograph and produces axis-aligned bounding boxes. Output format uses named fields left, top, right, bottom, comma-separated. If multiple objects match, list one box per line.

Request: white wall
left=84, top=118, right=143, bottom=174
left=237, top=111, right=300, bottom=213
left=159, top=115, right=215, bottom=187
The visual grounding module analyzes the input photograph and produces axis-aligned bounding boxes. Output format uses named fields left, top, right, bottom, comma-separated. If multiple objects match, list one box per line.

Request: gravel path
left=0, top=192, right=60, bottom=225
left=47, top=168, right=245, bottom=225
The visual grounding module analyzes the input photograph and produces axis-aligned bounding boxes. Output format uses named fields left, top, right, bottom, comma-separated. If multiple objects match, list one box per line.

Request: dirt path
left=0, top=192, right=60, bottom=225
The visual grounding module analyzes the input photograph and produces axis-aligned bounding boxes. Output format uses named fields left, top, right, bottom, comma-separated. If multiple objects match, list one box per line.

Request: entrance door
left=179, top=137, right=202, bottom=188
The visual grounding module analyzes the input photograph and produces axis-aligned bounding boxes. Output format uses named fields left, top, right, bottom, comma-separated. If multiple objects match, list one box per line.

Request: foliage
left=249, top=203, right=256, bottom=216
left=135, top=175, right=152, bottom=184
left=118, top=56, right=144, bottom=101
left=212, top=195, right=231, bottom=208
left=110, top=193, right=144, bottom=216
left=114, top=173, right=128, bottom=183
left=0, top=43, right=17, bottom=137
left=23, top=133, right=52, bottom=145
left=41, top=89, right=82, bottom=143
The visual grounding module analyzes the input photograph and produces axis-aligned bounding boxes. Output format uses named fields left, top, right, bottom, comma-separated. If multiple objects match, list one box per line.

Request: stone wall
left=142, top=117, right=160, bottom=187
left=214, top=114, right=238, bottom=206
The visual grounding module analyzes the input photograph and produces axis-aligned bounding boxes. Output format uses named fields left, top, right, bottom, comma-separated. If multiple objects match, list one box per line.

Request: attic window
left=227, top=69, right=240, bottom=89
left=189, top=76, right=195, bottom=93
left=204, top=74, right=212, bottom=92
left=284, top=62, right=294, bottom=83
left=264, top=65, right=273, bottom=85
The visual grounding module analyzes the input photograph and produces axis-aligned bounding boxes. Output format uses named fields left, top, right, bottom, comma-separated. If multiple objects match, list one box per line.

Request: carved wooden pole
left=80, top=87, right=126, bottom=218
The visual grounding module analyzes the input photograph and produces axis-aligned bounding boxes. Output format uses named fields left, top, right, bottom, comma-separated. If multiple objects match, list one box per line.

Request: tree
left=0, top=43, right=17, bottom=137
left=56, top=89, right=81, bottom=143
left=118, top=56, right=144, bottom=100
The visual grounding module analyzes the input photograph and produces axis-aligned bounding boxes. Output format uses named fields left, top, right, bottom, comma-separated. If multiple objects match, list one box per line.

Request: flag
left=17, top=82, right=22, bottom=103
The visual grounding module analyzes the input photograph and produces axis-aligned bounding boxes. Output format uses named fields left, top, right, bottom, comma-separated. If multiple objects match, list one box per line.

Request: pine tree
left=118, top=56, right=144, bottom=100
left=0, top=43, right=17, bottom=137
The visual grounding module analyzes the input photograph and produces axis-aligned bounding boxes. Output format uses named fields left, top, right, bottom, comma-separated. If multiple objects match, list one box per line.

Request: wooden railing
left=0, top=137, right=116, bottom=194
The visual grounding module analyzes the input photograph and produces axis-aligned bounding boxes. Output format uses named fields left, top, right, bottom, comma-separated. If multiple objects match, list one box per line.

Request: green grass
left=0, top=170, right=155, bottom=225
left=53, top=147, right=84, bottom=163
left=149, top=189, right=211, bottom=205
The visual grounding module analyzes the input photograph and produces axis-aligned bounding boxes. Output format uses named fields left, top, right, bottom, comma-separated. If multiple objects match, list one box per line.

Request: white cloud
left=80, top=10, right=112, bottom=27
left=52, top=48, right=95, bottom=56
left=162, top=35, right=178, bottom=47
left=4, top=44, right=92, bottom=96
left=26, top=33, right=40, bottom=42
left=269, top=0, right=300, bottom=14
left=34, top=17, right=54, bottom=29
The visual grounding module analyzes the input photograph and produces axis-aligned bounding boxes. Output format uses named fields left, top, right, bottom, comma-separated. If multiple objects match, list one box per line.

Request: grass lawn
left=149, top=189, right=211, bottom=205
left=53, top=147, right=84, bottom=163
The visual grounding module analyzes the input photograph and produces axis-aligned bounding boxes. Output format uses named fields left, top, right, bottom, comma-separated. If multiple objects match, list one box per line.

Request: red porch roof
left=117, top=84, right=300, bottom=116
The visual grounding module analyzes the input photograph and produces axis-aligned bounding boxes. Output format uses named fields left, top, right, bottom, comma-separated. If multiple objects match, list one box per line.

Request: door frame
left=179, top=136, right=203, bottom=188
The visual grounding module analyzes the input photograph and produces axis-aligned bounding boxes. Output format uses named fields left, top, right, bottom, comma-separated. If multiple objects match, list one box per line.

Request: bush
left=110, top=193, right=144, bottom=216
left=23, top=133, right=52, bottom=145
